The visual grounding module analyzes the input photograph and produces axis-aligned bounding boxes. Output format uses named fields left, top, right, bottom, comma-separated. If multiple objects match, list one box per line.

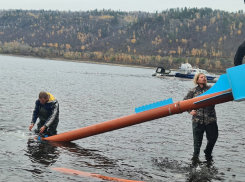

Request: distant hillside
left=0, top=8, right=244, bottom=71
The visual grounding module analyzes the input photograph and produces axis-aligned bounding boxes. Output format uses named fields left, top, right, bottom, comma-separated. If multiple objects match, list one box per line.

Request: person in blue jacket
left=234, top=40, right=245, bottom=66
left=29, top=91, right=59, bottom=136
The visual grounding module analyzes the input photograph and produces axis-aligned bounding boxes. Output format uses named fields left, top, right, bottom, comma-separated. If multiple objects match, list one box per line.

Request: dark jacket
left=234, top=40, right=245, bottom=66
left=31, top=93, right=59, bottom=127
left=183, top=85, right=217, bottom=125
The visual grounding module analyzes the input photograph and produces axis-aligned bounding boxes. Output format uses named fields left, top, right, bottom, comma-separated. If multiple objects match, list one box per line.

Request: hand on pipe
left=190, top=110, right=197, bottom=116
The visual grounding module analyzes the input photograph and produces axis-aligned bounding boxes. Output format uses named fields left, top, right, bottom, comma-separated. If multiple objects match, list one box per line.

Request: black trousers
left=35, top=107, right=59, bottom=136
left=36, top=119, right=59, bottom=136
left=192, top=122, right=218, bottom=157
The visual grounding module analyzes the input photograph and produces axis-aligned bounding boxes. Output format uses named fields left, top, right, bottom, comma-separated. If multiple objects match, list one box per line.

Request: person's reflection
left=26, top=138, right=117, bottom=169
left=26, top=139, right=59, bottom=167
left=48, top=141, right=117, bottom=168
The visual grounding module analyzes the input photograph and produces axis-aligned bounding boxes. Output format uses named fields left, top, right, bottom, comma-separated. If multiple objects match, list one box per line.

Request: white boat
left=175, top=63, right=216, bottom=80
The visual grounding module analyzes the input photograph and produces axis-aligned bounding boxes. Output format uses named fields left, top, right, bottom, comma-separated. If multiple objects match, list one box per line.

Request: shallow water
left=0, top=55, right=245, bottom=182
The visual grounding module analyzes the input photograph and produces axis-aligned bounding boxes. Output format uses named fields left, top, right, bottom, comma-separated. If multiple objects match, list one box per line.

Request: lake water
left=0, top=55, right=245, bottom=182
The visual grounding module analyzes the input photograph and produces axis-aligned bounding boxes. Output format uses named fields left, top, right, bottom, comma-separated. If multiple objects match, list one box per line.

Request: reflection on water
left=152, top=157, right=222, bottom=182
left=0, top=55, right=245, bottom=182
left=48, top=141, right=118, bottom=168
left=26, top=139, right=59, bottom=167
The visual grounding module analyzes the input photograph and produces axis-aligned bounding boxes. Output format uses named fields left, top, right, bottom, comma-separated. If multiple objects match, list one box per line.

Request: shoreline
left=0, top=53, right=155, bottom=70
left=0, top=53, right=223, bottom=74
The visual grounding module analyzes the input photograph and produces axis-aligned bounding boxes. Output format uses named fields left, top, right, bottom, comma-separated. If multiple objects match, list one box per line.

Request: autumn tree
left=196, top=26, right=199, bottom=32
left=191, top=48, right=197, bottom=57
left=54, top=43, right=58, bottom=48
left=177, top=46, right=181, bottom=56
left=202, top=26, right=207, bottom=32
left=66, top=44, right=71, bottom=50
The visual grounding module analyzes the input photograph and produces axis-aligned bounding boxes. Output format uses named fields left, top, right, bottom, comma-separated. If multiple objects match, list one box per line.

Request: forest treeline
left=0, top=8, right=244, bottom=71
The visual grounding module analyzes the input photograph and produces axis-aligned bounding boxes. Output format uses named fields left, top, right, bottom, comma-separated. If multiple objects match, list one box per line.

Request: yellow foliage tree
left=215, top=60, right=221, bottom=69
left=239, top=22, right=242, bottom=29
left=177, top=46, right=181, bottom=56
left=203, top=50, right=208, bottom=57
left=196, top=26, right=199, bottom=32
left=54, top=43, right=58, bottom=48
left=191, top=48, right=197, bottom=57
left=196, top=13, right=200, bottom=19
left=210, top=17, right=216, bottom=25
left=156, top=55, right=161, bottom=61
left=198, top=49, right=201, bottom=57
left=127, top=46, right=130, bottom=53
left=131, top=39, right=136, bottom=43
left=168, top=55, right=172, bottom=65
left=133, top=31, right=136, bottom=39
left=217, top=13, right=220, bottom=19
left=182, top=39, right=187, bottom=45
left=169, top=50, right=176, bottom=54
left=66, top=44, right=71, bottom=50
left=196, top=58, right=199, bottom=65
left=202, top=26, right=207, bottom=32
left=109, top=48, right=113, bottom=53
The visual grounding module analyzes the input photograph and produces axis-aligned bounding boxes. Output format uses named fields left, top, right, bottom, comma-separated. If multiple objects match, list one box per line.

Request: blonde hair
left=39, top=91, right=49, bottom=99
left=193, top=73, right=207, bottom=86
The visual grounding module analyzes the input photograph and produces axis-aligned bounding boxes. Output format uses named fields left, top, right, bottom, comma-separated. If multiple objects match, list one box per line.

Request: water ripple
left=0, top=55, right=245, bottom=181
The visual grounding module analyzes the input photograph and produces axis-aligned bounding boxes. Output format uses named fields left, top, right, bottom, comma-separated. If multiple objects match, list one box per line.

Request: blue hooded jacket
left=31, top=93, right=59, bottom=127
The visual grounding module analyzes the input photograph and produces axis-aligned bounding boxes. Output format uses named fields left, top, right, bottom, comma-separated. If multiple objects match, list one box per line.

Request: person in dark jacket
left=234, top=40, right=245, bottom=66
left=183, top=73, right=218, bottom=161
left=29, top=91, right=59, bottom=136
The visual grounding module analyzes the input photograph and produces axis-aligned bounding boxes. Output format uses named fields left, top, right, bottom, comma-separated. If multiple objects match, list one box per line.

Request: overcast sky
left=0, top=0, right=244, bottom=13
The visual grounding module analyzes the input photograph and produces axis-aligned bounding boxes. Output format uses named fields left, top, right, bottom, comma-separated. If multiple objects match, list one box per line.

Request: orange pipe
left=51, top=167, right=145, bottom=182
left=43, top=89, right=233, bottom=142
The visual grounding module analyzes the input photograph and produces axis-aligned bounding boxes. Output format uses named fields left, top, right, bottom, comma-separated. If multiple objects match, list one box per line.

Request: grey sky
left=0, top=0, right=244, bottom=13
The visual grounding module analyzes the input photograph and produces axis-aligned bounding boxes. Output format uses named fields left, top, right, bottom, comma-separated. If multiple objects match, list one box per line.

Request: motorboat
left=152, top=67, right=175, bottom=77
left=175, top=63, right=216, bottom=81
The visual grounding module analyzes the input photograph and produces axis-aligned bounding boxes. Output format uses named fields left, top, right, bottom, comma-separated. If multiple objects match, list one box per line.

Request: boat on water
left=175, top=63, right=216, bottom=81
left=152, top=67, right=175, bottom=77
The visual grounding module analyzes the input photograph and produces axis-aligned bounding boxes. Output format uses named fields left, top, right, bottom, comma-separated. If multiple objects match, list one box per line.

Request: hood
left=47, top=93, right=56, bottom=103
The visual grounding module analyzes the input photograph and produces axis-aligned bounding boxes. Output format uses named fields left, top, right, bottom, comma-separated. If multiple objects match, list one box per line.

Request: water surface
left=0, top=55, right=245, bottom=182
